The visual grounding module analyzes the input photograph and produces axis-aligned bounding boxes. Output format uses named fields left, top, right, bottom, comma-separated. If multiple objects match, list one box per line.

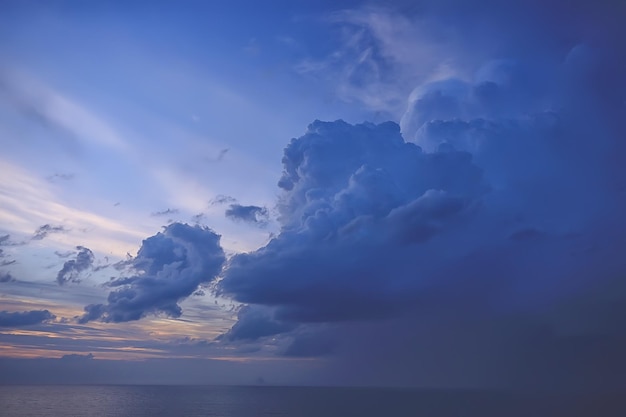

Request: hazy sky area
left=1, top=0, right=625, bottom=390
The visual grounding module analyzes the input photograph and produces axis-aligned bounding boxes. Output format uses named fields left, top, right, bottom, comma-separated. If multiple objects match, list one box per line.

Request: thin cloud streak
left=0, top=70, right=129, bottom=151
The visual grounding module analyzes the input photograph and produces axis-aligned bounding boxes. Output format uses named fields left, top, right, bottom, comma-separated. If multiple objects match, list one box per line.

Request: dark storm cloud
left=225, top=204, right=269, bottom=226
left=214, top=0, right=626, bottom=388
left=32, top=224, right=68, bottom=240
left=282, top=328, right=337, bottom=357
left=0, top=310, right=55, bottom=327
left=220, top=306, right=295, bottom=342
left=56, top=246, right=94, bottom=285
left=79, top=223, right=225, bottom=323
left=219, top=119, right=486, bottom=323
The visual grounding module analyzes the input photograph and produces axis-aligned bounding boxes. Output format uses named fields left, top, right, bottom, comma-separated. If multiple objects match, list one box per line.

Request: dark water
left=0, top=385, right=623, bottom=417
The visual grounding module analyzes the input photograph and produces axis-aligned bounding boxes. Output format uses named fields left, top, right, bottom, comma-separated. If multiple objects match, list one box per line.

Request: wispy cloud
left=46, top=173, right=75, bottom=182
left=0, top=70, right=129, bottom=151
left=32, top=224, right=69, bottom=241
left=295, top=7, right=463, bottom=117
left=0, top=161, right=151, bottom=257
left=151, top=208, right=180, bottom=217
left=54, top=250, right=74, bottom=259
left=210, top=195, right=237, bottom=206
left=205, top=148, right=230, bottom=163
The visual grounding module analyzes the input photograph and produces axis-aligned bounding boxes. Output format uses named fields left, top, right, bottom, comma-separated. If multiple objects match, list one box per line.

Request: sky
left=0, top=0, right=625, bottom=390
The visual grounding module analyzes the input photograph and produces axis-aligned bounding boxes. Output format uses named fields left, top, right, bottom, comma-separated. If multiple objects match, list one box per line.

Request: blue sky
left=1, top=0, right=626, bottom=389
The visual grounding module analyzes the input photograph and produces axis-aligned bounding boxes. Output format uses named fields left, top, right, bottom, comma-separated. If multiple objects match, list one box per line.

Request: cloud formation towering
left=219, top=120, right=486, bottom=324
left=211, top=0, right=626, bottom=388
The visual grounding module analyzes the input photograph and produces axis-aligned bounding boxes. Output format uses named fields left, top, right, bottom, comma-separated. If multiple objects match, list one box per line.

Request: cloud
left=0, top=243, right=17, bottom=266
left=79, top=223, right=225, bottom=323
left=4, top=0, right=600, bottom=388
left=191, top=213, right=206, bottom=224
left=0, top=248, right=16, bottom=267
left=225, top=204, right=269, bottom=226
left=54, top=250, right=75, bottom=258
left=282, top=330, right=336, bottom=358
left=0, top=162, right=152, bottom=257
left=60, top=353, right=94, bottom=361
left=217, top=30, right=626, bottom=382
left=203, top=148, right=230, bottom=163
left=295, top=6, right=469, bottom=117
left=4, top=0, right=624, bottom=390
left=46, top=173, right=75, bottom=182
left=0, top=70, right=128, bottom=150
left=0, top=271, right=16, bottom=283
left=0, top=310, right=56, bottom=327
left=111, top=253, right=134, bottom=272
left=220, top=305, right=295, bottom=342
left=151, top=208, right=180, bottom=217
left=218, top=119, right=485, bottom=324
left=209, top=194, right=237, bottom=206
left=217, top=148, right=229, bottom=161
left=56, top=246, right=95, bottom=285
left=32, top=224, right=69, bottom=240
left=0, top=234, right=24, bottom=248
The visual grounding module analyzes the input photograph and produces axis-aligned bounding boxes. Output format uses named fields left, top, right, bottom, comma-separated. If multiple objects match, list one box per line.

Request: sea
left=0, top=385, right=623, bottom=417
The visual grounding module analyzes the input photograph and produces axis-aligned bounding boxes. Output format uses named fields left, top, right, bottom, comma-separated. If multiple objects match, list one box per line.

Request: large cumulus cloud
left=218, top=119, right=487, bottom=323
left=214, top=0, right=626, bottom=388
left=80, top=223, right=225, bottom=323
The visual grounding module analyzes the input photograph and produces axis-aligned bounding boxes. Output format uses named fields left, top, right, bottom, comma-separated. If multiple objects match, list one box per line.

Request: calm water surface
left=0, top=385, right=623, bottom=417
